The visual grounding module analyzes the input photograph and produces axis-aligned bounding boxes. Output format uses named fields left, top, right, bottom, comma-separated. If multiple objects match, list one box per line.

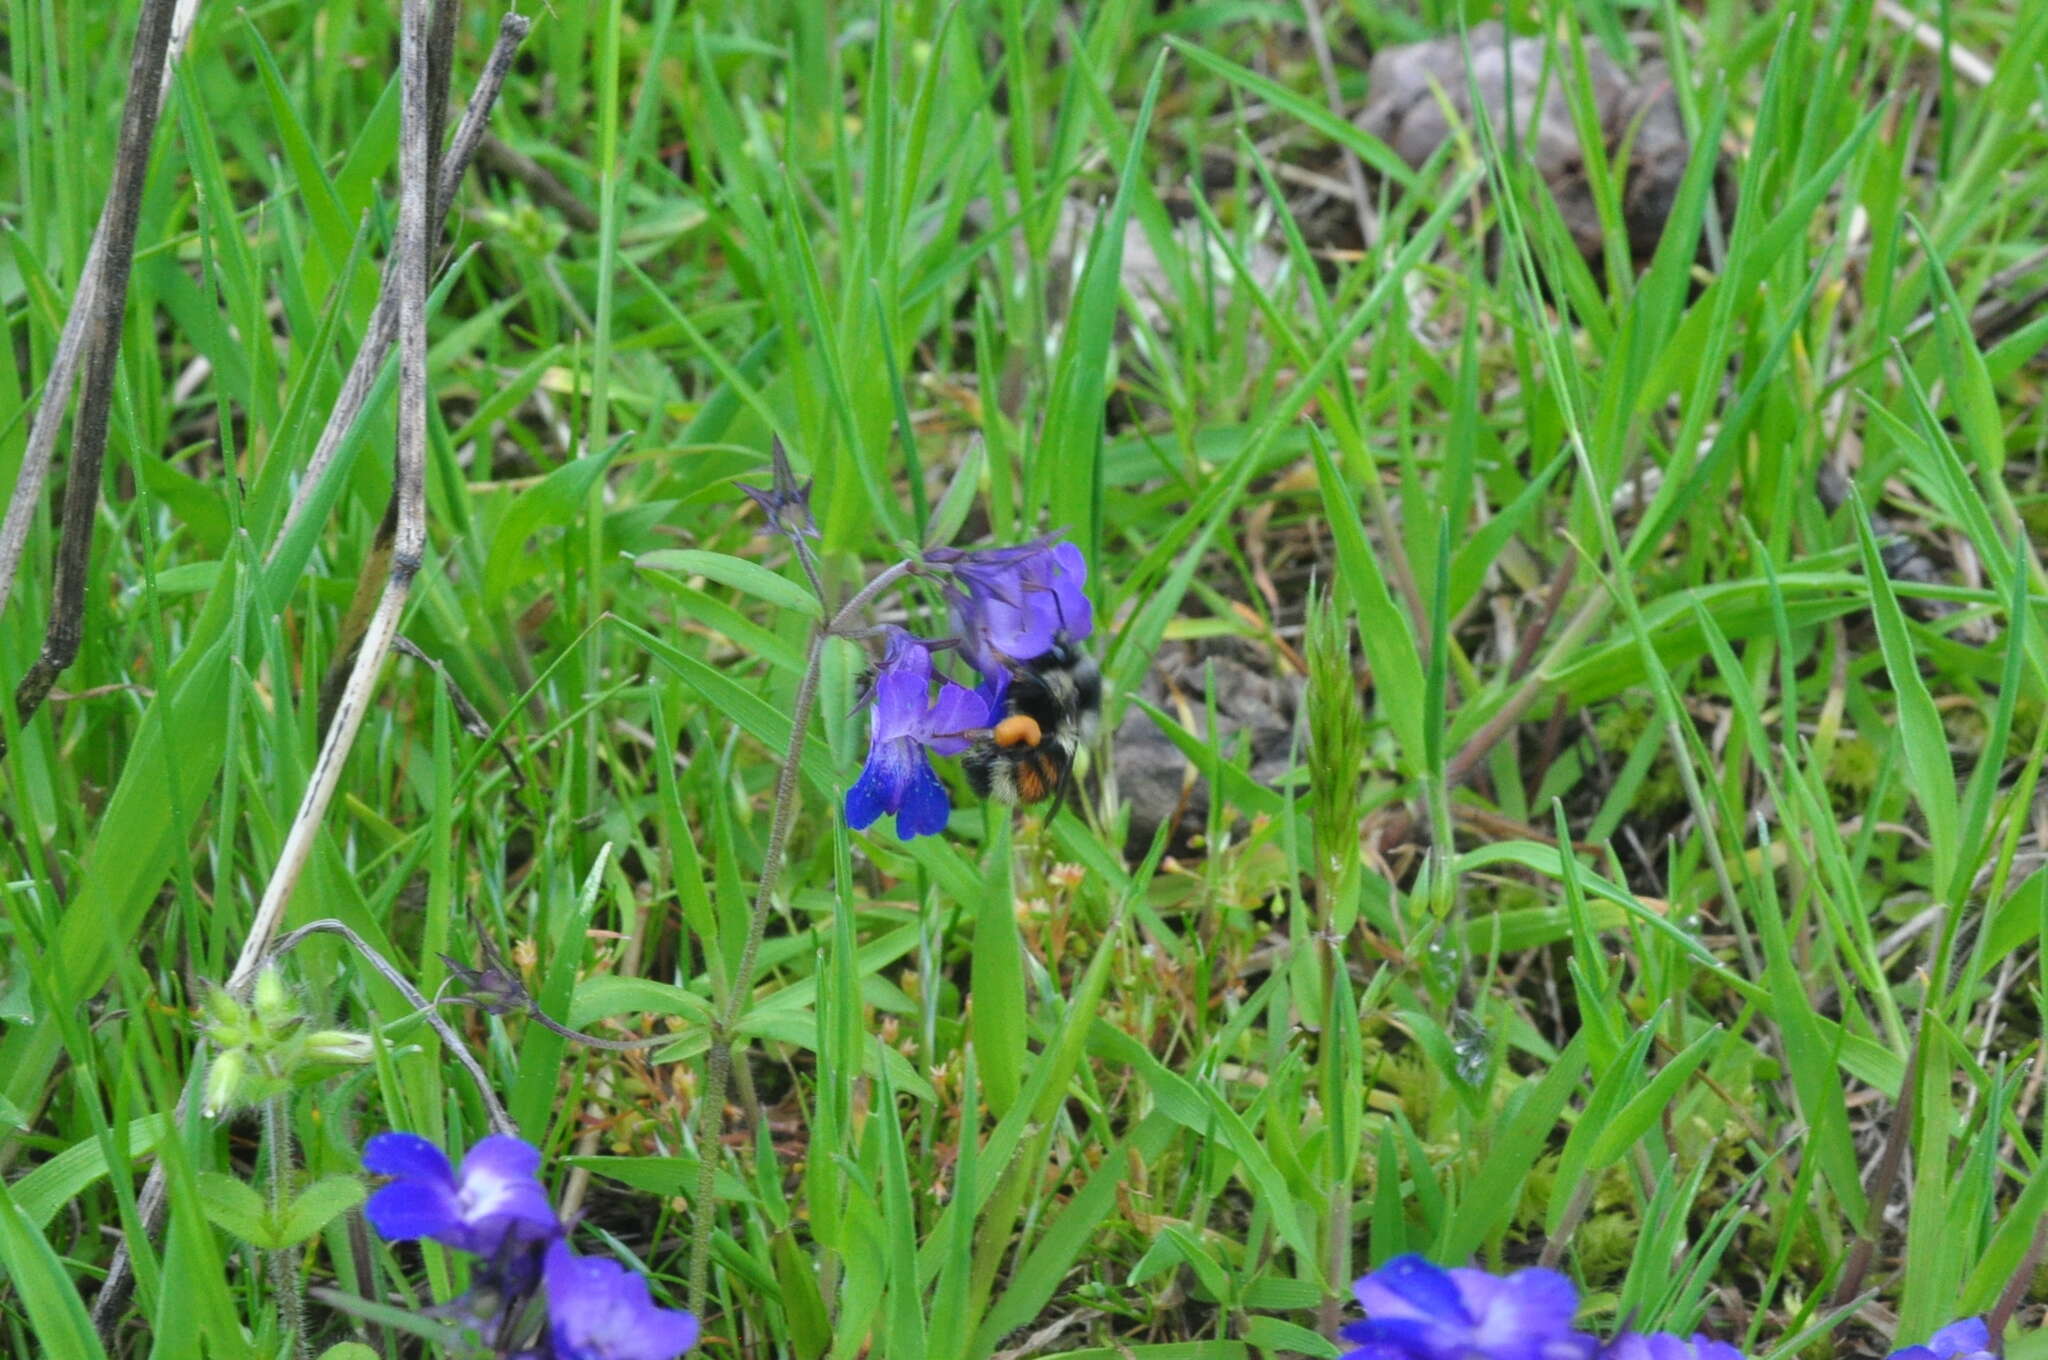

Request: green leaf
left=1439, top=1032, right=1588, bottom=1260
left=1310, top=427, right=1425, bottom=772
left=634, top=548, right=821, bottom=618
left=484, top=440, right=627, bottom=603
left=10, top=1115, right=171, bottom=1229
left=1850, top=486, right=1960, bottom=894
left=0, top=1179, right=107, bottom=1360
left=1042, top=53, right=1167, bottom=563
left=971, top=820, right=1027, bottom=1117
left=195, top=1171, right=276, bottom=1248
left=1169, top=40, right=1424, bottom=193
left=568, top=975, right=713, bottom=1028
left=278, top=1177, right=367, bottom=1248
left=1243, top=1317, right=1340, bottom=1358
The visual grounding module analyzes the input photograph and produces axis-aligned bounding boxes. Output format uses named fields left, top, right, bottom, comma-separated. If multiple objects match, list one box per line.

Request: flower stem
left=263, top=1095, right=311, bottom=1360
left=828, top=559, right=916, bottom=636
left=688, top=627, right=829, bottom=1312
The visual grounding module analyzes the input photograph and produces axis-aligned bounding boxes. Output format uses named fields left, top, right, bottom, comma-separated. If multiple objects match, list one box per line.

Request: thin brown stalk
left=7, top=0, right=180, bottom=726
left=1297, top=0, right=1378, bottom=250
left=0, top=0, right=202, bottom=623
left=227, top=0, right=435, bottom=994
left=1987, top=1209, right=2048, bottom=1344
left=269, top=13, right=530, bottom=556
left=478, top=133, right=603, bottom=231
left=1831, top=1020, right=1925, bottom=1308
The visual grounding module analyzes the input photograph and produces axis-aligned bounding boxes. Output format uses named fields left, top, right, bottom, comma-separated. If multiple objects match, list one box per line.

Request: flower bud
left=304, top=1029, right=375, bottom=1064
left=202, top=1048, right=246, bottom=1118
left=253, top=966, right=294, bottom=1029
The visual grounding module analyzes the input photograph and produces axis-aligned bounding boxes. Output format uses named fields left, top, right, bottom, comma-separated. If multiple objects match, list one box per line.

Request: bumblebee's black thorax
left=961, top=637, right=1101, bottom=808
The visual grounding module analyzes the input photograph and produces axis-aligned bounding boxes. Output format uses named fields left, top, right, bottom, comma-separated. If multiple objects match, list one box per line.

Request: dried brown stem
left=7, top=0, right=181, bottom=728
left=1297, top=0, right=1378, bottom=250
left=1831, top=1020, right=1924, bottom=1308
left=0, top=0, right=201, bottom=624
left=269, top=13, right=530, bottom=555
left=478, top=132, right=603, bottom=231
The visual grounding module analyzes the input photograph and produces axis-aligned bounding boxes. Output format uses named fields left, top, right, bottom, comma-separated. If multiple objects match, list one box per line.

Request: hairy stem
left=262, top=1096, right=312, bottom=1360
left=688, top=628, right=829, bottom=1312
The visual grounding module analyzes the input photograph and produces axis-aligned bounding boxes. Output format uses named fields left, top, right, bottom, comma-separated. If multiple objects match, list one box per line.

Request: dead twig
left=0, top=0, right=201, bottom=625
left=227, top=0, right=437, bottom=1004
left=478, top=132, right=602, bottom=231
left=1297, top=0, right=1379, bottom=250
left=6, top=0, right=181, bottom=730
left=269, top=12, right=529, bottom=555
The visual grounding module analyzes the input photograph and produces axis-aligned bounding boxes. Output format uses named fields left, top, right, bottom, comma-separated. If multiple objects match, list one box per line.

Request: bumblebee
left=961, top=634, right=1101, bottom=816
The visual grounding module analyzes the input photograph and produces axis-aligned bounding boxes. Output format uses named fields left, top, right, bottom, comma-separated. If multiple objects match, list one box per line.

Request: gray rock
left=1357, top=21, right=1696, bottom=260
left=1111, top=638, right=1302, bottom=853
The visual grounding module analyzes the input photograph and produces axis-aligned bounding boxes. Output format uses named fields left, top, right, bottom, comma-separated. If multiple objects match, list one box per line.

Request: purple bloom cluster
left=1337, top=1257, right=1995, bottom=1360
left=844, top=537, right=1092, bottom=839
left=363, top=1131, right=698, bottom=1360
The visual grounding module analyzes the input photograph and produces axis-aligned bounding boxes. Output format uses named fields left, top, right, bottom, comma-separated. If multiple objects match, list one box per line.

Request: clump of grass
left=6, top=1, right=2048, bottom=1357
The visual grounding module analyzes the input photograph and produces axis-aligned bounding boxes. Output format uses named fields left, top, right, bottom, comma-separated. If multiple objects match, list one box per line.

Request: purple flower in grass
left=844, top=628, right=990, bottom=839
left=928, top=536, right=1092, bottom=679
left=1340, top=1255, right=1599, bottom=1360
left=543, top=1239, right=700, bottom=1359
left=362, top=1132, right=559, bottom=1256
left=1888, top=1319, right=1995, bottom=1360
left=1606, top=1334, right=1746, bottom=1360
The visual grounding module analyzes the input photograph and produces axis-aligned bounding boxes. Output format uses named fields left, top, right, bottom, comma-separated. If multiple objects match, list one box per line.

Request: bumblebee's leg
left=1042, top=740, right=1077, bottom=825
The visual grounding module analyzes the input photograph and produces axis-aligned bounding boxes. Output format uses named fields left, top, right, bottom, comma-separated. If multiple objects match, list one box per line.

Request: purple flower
left=544, top=1239, right=700, bottom=1359
left=928, top=537, right=1092, bottom=678
left=1606, top=1334, right=1746, bottom=1360
left=1887, top=1319, right=1994, bottom=1360
left=844, top=628, right=990, bottom=838
left=362, top=1132, right=559, bottom=1255
left=1339, top=1255, right=1599, bottom=1360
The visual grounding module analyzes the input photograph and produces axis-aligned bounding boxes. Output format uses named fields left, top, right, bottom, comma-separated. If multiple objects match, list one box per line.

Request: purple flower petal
left=934, top=536, right=1094, bottom=679
left=364, top=1179, right=465, bottom=1243
left=360, top=1131, right=557, bottom=1255
left=363, top=1131, right=454, bottom=1181
left=545, top=1240, right=700, bottom=1360
left=1608, top=1333, right=1745, bottom=1360
left=1927, top=1320, right=1992, bottom=1359
left=1888, top=1319, right=1994, bottom=1360
left=893, top=757, right=952, bottom=837
left=922, top=680, right=992, bottom=756
left=1047, top=541, right=1094, bottom=637
left=871, top=666, right=935, bottom=744
left=1343, top=1256, right=1600, bottom=1360
left=845, top=737, right=916, bottom=830
left=1354, top=1255, right=1469, bottom=1324
left=455, top=1134, right=558, bottom=1240
left=1472, top=1265, right=1583, bottom=1346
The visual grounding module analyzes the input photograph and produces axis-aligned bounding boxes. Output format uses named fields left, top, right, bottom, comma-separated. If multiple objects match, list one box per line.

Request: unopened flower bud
left=304, top=1029, right=375, bottom=1064
left=203, top=1048, right=246, bottom=1119
left=253, top=966, right=293, bottom=1028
